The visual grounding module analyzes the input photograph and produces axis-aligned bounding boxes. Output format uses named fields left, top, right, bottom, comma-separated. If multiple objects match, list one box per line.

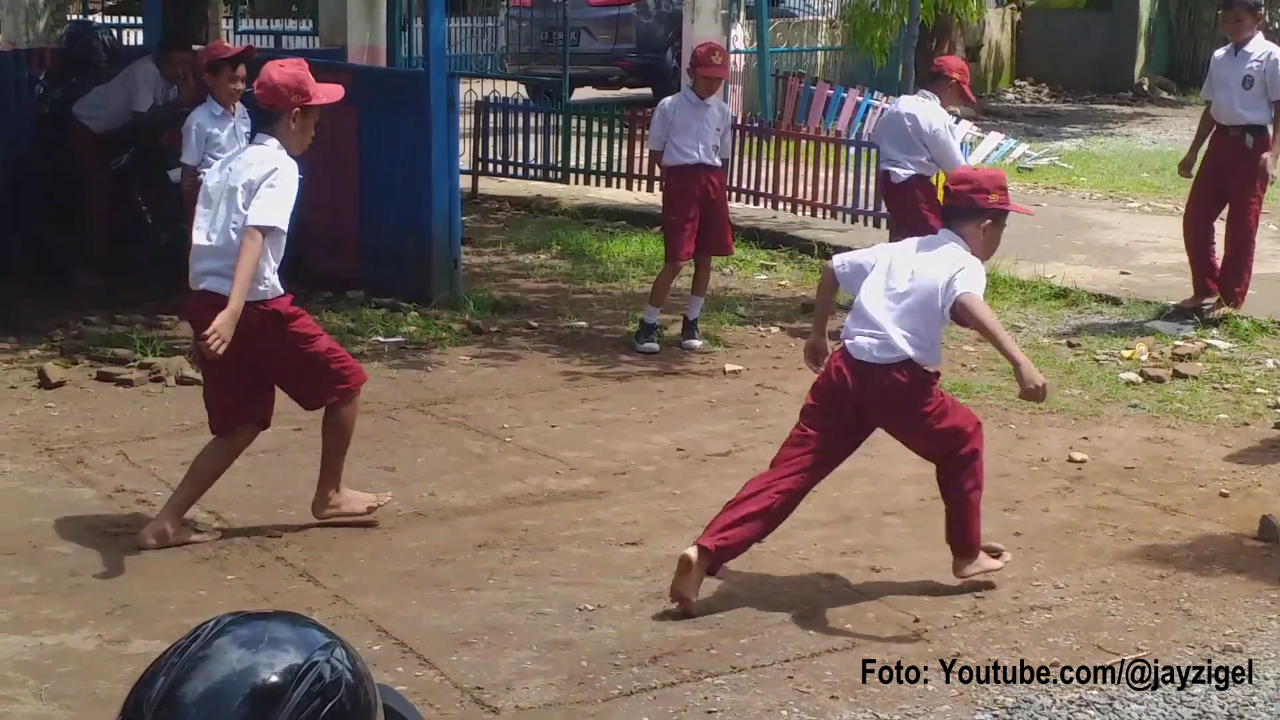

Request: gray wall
left=1018, top=4, right=1143, bottom=92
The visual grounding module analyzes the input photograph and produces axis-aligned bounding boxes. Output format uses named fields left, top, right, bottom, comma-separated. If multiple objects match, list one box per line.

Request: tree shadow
left=1127, top=533, right=1280, bottom=586
left=976, top=103, right=1173, bottom=145
left=652, top=567, right=994, bottom=641
left=1224, top=435, right=1280, bottom=466
left=53, top=512, right=377, bottom=580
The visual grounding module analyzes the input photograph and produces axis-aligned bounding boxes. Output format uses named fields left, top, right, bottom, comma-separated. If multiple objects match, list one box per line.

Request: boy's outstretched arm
left=803, top=262, right=841, bottom=373
left=952, top=293, right=1048, bottom=403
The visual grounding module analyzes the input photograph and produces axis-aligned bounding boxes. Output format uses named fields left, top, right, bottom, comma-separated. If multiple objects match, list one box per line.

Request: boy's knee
left=218, top=424, right=263, bottom=448
left=663, top=259, right=686, bottom=274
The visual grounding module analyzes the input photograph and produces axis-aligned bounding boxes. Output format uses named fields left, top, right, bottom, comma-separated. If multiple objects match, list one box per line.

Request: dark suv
left=504, top=0, right=683, bottom=103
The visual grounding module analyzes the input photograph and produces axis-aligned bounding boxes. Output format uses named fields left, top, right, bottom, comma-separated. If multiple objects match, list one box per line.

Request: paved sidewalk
left=477, top=177, right=1280, bottom=318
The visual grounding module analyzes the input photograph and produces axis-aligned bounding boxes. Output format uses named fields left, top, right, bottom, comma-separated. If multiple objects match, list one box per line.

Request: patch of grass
left=940, top=269, right=1280, bottom=424
left=1007, top=145, right=1280, bottom=210
left=311, top=291, right=518, bottom=355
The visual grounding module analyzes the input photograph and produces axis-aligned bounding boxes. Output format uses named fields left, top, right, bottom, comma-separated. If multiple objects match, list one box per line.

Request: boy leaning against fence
left=633, top=41, right=735, bottom=355
left=137, top=59, right=391, bottom=551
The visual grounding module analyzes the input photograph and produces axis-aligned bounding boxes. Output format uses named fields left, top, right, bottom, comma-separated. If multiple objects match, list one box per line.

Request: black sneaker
left=680, top=315, right=704, bottom=351
left=633, top=319, right=661, bottom=354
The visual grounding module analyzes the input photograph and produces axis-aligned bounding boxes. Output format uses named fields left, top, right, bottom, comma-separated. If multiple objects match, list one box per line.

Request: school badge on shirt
left=1243, top=74, right=1256, bottom=91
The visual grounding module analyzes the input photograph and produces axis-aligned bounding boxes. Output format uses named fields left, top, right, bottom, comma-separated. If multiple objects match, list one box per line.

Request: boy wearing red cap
left=1177, top=0, right=1280, bottom=319
left=138, top=59, right=391, bottom=550
left=871, top=56, right=974, bottom=242
left=180, top=40, right=256, bottom=232
left=634, top=41, right=735, bottom=354
left=667, top=167, right=1048, bottom=616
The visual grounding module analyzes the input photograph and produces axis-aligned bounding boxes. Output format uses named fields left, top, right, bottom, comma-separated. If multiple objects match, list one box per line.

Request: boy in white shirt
left=137, top=59, right=391, bottom=551
left=180, top=40, right=255, bottom=230
left=68, top=36, right=196, bottom=286
left=1177, top=0, right=1280, bottom=319
left=871, top=55, right=972, bottom=242
left=634, top=41, right=735, bottom=354
left=667, top=168, right=1048, bottom=617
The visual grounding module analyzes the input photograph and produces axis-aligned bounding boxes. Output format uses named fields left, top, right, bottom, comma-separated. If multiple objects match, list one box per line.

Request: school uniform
left=181, top=96, right=251, bottom=228
left=872, top=55, right=973, bottom=242
left=1183, top=32, right=1280, bottom=309
left=69, top=54, right=178, bottom=265
left=648, top=86, right=735, bottom=263
left=688, top=171, right=1033, bottom=575
left=188, top=60, right=360, bottom=436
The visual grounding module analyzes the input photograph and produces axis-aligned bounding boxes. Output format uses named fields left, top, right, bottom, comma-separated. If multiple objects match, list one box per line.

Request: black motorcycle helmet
left=118, top=610, right=423, bottom=720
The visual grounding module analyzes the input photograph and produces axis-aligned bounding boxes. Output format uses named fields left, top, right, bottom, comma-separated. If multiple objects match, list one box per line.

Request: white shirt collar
left=681, top=86, right=714, bottom=105
left=915, top=88, right=941, bottom=105
left=1235, top=32, right=1266, bottom=55
left=202, top=95, right=236, bottom=116
left=937, top=227, right=972, bottom=253
left=252, top=133, right=286, bottom=151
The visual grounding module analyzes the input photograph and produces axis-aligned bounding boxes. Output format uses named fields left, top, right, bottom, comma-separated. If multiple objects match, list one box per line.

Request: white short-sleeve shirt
left=871, top=89, right=968, bottom=183
left=647, top=87, right=733, bottom=167
left=181, top=96, right=252, bottom=177
left=1202, top=32, right=1280, bottom=126
left=832, top=229, right=986, bottom=368
left=189, top=134, right=300, bottom=302
left=72, top=55, right=178, bottom=135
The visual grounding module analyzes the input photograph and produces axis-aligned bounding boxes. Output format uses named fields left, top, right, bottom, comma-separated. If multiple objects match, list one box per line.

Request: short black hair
left=204, top=54, right=249, bottom=77
left=925, top=70, right=948, bottom=87
left=157, top=35, right=194, bottom=57
left=941, top=206, right=1010, bottom=229
left=1220, top=0, right=1263, bottom=12
left=248, top=100, right=284, bottom=137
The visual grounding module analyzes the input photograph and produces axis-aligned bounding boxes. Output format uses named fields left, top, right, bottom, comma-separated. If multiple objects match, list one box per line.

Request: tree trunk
left=902, top=0, right=922, bottom=94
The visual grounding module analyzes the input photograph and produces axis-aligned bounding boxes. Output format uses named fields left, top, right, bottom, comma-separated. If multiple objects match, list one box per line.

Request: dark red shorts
left=880, top=171, right=943, bottom=242
left=661, top=163, right=734, bottom=263
left=187, top=290, right=368, bottom=436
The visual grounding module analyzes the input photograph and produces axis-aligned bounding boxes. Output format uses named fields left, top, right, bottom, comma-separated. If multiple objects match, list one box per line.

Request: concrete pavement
left=476, top=177, right=1280, bottom=319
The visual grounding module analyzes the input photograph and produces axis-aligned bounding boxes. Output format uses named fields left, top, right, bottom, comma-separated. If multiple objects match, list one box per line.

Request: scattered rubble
left=986, top=76, right=1184, bottom=108
left=37, top=363, right=68, bottom=390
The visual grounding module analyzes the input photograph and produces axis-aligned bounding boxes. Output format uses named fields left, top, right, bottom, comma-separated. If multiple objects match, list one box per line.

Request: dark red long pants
left=1182, top=126, right=1271, bottom=308
left=880, top=171, right=943, bottom=242
left=694, top=346, right=985, bottom=576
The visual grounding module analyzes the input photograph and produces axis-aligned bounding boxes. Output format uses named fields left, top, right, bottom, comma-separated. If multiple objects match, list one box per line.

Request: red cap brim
left=693, top=65, right=731, bottom=80
left=1008, top=201, right=1034, bottom=215
left=306, top=83, right=346, bottom=106
left=959, top=81, right=977, bottom=105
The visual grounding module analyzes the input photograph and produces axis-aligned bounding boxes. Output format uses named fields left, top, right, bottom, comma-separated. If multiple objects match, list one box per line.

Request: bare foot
left=952, top=542, right=1012, bottom=579
left=1203, top=300, right=1236, bottom=321
left=311, top=488, right=392, bottom=521
left=1176, top=294, right=1216, bottom=309
left=669, top=545, right=712, bottom=617
left=137, top=519, right=222, bottom=550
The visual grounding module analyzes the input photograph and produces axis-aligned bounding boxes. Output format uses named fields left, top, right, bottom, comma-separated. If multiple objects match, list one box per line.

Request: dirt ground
left=3, top=217, right=1280, bottom=720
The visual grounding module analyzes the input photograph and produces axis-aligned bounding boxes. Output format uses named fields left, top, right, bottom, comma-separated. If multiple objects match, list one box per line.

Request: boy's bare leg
left=952, top=541, right=1011, bottom=579
left=137, top=425, right=261, bottom=549
left=647, top=260, right=685, bottom=310
left=689, top=255, right=712, bottom=300
left=669, top=544, right=714, bottom=617
left=311, top=391, right=392, bottom=520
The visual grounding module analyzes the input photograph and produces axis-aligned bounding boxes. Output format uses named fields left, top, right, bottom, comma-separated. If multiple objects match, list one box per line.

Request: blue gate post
left=753, top=0, right=772, bottom=122
left=142, top=0, right=163, bottom=49
left=423, top=0, right=463, bottom=299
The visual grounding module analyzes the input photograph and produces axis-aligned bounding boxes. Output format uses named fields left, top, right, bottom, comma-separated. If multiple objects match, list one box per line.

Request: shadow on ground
left=1225, top=436, right=1280, bottom=466
left=1127, top=533, right=1280, bottom=586
left=652, top=568, right=994, bottom=641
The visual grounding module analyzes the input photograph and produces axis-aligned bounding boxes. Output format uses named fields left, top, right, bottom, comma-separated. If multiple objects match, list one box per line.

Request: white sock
left=686, top=296, right=705, bottom=320
left=641, top=305, right=661, bottom=324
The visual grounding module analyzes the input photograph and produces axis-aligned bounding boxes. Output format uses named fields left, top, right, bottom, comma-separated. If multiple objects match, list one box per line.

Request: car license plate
left=540, top=29, right=581, bottom=47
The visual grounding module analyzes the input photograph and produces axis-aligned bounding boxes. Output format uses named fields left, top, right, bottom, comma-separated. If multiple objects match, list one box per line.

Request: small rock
left=155, top=314, right=182, bottom=329
left=565, top=321, right=589, bottom=329
left=1065, top=338, right=1083, bottom=349
left=1066, top=451, right=1090, bottom=464
left=1171, top=344, right=1203, bottom=361
left=95, top=367, right=131, bottom=383
left=1173, top=363, right=1203, bottom=380
left=1222, top=642, right=1244, bottom=654
left=176, top=368, right=204, bottom=387
left=1217, top=488, right=1232, bottom=498
left=372, top=297, right=401, bottom=311
left=1257, top=514, right=1280, bottom=544
left=82, top=314, right=106, bottom=326
left=1203, top=338, right=1235, bottom=351
left=523, top=319, right=540, bottom=330
left=724, top=363, right=746, bottom=375
left=113, top=372, right=148, bottom=388
left=91, top=347, right=136, bottom=366
left=1139, top=367, right=1171, bottom=384
left=1117, top=371, right=1143, bottom=385
left=37, top=363, right=68, bottom=390
left=800, top=299, right=816, bottom=314
left=345, top=290, right=368, bottom=305
left=467, top=320, right=486, bottom=335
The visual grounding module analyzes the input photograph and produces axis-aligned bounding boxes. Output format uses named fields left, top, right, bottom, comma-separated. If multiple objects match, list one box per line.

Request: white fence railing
left=66, top=15, right=320, bottom=50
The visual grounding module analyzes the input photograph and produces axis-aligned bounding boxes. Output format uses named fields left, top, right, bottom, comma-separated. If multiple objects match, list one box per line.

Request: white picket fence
left=441, top=16, right=505, bottom=72
left=66, top=15, right=320, bottom=50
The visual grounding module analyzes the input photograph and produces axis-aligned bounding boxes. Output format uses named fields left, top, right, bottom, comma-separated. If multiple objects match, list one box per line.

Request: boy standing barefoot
left=633, top=41, right=735, bottom=354
left=1178, top=0, right=1280, bottom=319
left=669, top=168, right=1047, bottom=616
left=138, top=59, right=390, bottom=550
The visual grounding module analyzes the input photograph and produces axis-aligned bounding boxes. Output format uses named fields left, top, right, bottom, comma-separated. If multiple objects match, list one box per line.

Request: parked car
left=503, top=0, right=683, bottom=104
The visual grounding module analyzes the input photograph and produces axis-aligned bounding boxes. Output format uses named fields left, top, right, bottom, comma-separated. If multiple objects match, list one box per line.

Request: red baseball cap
left=943, top=167, right=1033, bottom=215
left=689, top=41, right=731, bottom=80
left=252, top=58, right=345, bottom=111
left=931, top=55, right=976, bottom=104
left=197, top=39, right=255, bottom=74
